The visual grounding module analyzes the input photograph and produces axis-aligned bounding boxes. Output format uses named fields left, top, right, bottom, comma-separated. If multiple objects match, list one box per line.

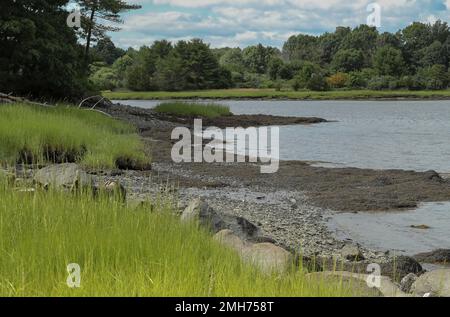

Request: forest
left=1, top=1, right=449, bottom=100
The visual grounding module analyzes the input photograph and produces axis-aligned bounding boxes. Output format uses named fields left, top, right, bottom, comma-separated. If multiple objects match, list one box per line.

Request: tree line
left=91, top=21, right=450, bottom=92
left=1, top=1, right=449, bottom=100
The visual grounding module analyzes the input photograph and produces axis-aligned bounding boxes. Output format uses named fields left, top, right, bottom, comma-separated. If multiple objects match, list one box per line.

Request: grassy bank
left=104, top=88, right=450, bottom=101
left=154, top=102, right=232, bottom=118
left=0, top=104, right=149, bottom=169
left=0, top=178, right=363, bottom=297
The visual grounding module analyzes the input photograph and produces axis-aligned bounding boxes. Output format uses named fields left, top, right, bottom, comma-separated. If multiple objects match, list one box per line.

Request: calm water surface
left=118, top=99, right=450, bottom=173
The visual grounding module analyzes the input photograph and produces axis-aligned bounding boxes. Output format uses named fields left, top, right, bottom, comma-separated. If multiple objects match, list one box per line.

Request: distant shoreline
left=103, top=89, right=450, bottom=101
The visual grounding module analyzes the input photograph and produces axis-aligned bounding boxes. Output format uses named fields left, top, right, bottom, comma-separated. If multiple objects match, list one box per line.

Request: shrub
left=367, top=76, right=395, bottom=90
left=327, top=72, right=349, bottom=88
left=307, top=74, right=330, bottom=91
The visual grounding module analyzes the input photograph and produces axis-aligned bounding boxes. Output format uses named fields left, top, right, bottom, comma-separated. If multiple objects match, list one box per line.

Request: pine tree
left=74, top=0, right=141, bottom=59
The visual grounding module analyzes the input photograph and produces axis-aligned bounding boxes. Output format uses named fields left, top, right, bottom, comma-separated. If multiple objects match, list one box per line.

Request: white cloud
left=113, top=0, right=450, bottom=48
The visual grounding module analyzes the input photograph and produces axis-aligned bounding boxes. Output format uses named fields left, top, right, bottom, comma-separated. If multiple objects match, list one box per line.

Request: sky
left=109, top=0, right=450, bottom=49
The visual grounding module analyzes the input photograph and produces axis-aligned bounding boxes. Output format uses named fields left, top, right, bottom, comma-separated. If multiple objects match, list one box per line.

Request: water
left=117, top=99, right=450, bottom=173
left=328, top=202, right=450, bottom=255
left=117, top=99, right=450, bottom=255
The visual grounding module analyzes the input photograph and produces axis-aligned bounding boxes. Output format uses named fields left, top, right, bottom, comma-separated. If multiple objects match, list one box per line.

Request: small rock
left=101, top=180, right=127, bottom=202
left=341, top=244, right=365, bottom=261
left=400, top=273, right=418, bottom=293
left=411, top=269, right=450, bottom=297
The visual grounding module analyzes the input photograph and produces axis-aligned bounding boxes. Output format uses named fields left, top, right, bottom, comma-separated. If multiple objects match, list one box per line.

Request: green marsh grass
left=0, top=178, right=365, bottom=297
left=0, top=103, right=149, bottom=169
left=104, top=88, right=450, bottom=101
left=154, top=102, right=232, bottom=118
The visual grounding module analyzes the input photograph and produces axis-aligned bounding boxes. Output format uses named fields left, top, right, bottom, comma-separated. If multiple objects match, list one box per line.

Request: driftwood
left=0, top=92, right=112, bottom=117
left=0, top=92, right=55, bottom=107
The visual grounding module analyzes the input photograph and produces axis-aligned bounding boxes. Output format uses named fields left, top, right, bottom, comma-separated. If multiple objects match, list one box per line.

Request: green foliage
left=89, top=66, right=118, bottom=90
left=294, top=62, right=324, bottom=88
left=92, top=20, right=450, bottom=93
left=74, top=0, right=141, bottom=57
left=154, top=102, right=232, bottom=118
left=268, top=57, right=284, bottom=80
left=91, top=37, right=125, bottom=65
left=306, top=74, right=330, bottom=91
left=123, top=39, right=231, bottom=91
left=242, top=44, right=280, bottom=74
left=0, top=0, right=89, bottom=99
left=332, top=49, right=365, bottom=72
left=367, top=76, right=396, bottom=90
left=373, top=46, right=405, bottom=76
left=418, top=64, right=449, bottom=90
left=0, top=104, right=148, bottom=169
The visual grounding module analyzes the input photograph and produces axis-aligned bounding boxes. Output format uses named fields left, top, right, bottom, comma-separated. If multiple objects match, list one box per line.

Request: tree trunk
left=84, top=8, right=96, bottom=60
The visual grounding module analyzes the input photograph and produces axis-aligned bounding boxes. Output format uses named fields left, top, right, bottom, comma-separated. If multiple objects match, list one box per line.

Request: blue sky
left=110, top=0, right=450, bottom=48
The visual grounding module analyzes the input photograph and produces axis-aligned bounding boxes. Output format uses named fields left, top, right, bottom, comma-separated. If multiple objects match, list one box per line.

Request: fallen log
left=0, top=92, right=54, bottom=108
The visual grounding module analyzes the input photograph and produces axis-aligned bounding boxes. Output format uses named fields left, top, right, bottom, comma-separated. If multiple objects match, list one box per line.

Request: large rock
left=243, top=243, right=293, bottom=274
left=214, top=229, right=247, bottom=254
left=181, top=198, right=262, bottom=241
left=34, top=163, right=92, bottom=191
left=380, top=256, right=424, bottom=281
left=414, top=249, right=450, bottom=264
left=306, top=271, right=409, bottom=297
left=411, top=269, right=450, bottom=297
left=214, top=230, right=293, bottom=274
left=341, top=244, right=365, bottom=261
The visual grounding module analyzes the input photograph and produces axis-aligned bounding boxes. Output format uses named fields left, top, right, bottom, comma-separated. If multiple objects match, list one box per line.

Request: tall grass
left=0, top=179, right=365, bottom=297
left=0, top=104, right=149, bottom=169
left=154, top=102, right=232, bottom=118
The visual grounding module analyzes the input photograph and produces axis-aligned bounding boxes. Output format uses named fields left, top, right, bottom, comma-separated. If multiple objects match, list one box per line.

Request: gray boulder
left=411, top=269, right=450, bottom=297
left=181, top=198, right=262, bottom=242
left=34, top=163, right=92, bottom=191
left=214, top=230, right=293, bottom=274
left=341, top=244, right=365, bottom=261
left=380, top=256, right=424, bottom=281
